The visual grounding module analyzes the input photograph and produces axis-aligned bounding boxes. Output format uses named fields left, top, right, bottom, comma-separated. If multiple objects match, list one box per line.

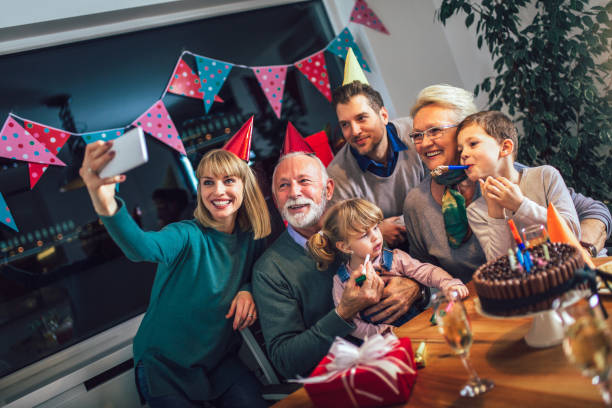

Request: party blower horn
left=547, top=202, right=595, bottom=268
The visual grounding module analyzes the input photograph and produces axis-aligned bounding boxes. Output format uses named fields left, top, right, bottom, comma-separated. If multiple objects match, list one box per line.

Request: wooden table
left=273, top=256, right=612, bottom=408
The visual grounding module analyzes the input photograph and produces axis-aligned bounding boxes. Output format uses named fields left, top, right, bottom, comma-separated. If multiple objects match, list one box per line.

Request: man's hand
left=580, top=218, right=607, bottom=253
left=225, top=290, right=257, bottom=331
left=379, top=216, right=407, bottom=247
left=363, top=277, right=420, bottom=324
left=336, top=262, right=384, bottom=321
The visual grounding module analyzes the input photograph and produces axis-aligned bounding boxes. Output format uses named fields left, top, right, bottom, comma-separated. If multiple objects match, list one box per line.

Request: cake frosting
left=473, top=243, right=585, bottom=316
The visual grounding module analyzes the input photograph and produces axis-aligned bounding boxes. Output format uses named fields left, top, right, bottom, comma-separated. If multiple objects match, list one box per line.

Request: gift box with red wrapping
left=300, top=334, right=417, bottom=408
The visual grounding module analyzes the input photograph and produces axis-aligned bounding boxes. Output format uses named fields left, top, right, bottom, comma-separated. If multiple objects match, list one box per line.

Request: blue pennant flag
left=326, top=27, right=371, bottom=72
left=195, top=56, right=233, bottom=113
left=81, top=128, right=125, bottom=144
left=0, top=192, right=18, bottom=231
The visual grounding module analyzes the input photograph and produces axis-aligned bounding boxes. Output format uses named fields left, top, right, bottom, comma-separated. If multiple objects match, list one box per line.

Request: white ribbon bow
left=293, top=333, right=416, bottom=406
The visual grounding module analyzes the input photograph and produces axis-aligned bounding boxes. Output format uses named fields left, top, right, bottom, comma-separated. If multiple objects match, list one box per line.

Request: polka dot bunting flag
left=195, top=56, right=233, bottom=113
left=294, top=51, right=332, bottom=102
left=168, top=58, right=224, bottom=103
left=350, top=0, right=389, bottom=35
left=132, top=100, right=186, bottom=156
left=251, top=65, right=288, bottom=118
left=80, top=128, right=125, bottom=144
left=0, top=192, right=18, bottom=232
left=0, top=117, right=66, bottom=166
left=326, top=27, right=371, bottom=72
left=23, top=120, right=72, bottom=188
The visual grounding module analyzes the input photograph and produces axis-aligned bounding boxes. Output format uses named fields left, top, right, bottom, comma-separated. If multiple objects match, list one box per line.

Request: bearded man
left=252, top=152, right=423, bottom=379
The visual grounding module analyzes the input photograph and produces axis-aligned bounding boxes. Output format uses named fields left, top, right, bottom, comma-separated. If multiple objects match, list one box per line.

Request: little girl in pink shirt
left=307, top=198, right=468, bottom=339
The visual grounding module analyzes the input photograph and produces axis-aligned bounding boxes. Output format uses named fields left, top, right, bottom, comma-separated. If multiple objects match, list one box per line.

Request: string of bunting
left=0, top=4, right=387, bottom=232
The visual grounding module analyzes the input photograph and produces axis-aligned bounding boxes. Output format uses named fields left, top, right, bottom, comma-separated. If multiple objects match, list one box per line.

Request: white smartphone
left=99, top=126, right=149, bottom=178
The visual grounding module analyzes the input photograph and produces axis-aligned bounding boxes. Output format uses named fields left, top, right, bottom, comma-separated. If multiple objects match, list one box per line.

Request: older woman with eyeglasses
left=402, top=85, right=481, bottom=283
left=403, top=84, right=611, bottom=283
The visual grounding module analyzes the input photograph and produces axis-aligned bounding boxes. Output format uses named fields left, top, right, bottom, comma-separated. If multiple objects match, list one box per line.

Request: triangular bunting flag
left=282, top=122, right=313, bottom=155
left=195, top=56, right=233, bottom=113
left=350, top=0, right=389, bottom=34
left=294, top=52, right=332, bottom=102
left=223, top=116, right=253, bottom=161
left=81, top=128, right=125, bottom=144
left=28, top=163, right=49, bottom=189
left=327, top=28, right=371, bottom=72
left=23, top=120, right=72, bottom=188
left=305, top=130, right=334, bottom=167
left=132, top=100, right=186, bottom=155
left=0, top=192, right=18, bottom=232
left=343, top=48, right=369, bottom=85
left=0, top=117, right=65, bottom=166
left=547, top=202, right=595, bottom=268
left=252, top=65, right=288, bottom=118
left=168, top=58, right=223, bottom=103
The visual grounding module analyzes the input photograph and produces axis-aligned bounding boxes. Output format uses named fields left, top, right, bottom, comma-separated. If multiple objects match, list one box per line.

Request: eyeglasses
left=409, top=124, right=458, bottom=144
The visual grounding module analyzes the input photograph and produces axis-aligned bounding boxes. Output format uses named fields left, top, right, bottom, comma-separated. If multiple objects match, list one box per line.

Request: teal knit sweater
left=101, top=198, right=265, bottom=400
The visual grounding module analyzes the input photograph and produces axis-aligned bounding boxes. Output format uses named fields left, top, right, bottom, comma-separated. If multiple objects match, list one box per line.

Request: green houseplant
left=436, top=0, right=611, bottom=205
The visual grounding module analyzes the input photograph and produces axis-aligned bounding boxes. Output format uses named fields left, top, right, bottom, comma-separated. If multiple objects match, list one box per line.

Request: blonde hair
left=194, top=149, right=271, bottom=239
left=410, top=84, right=478, bottom=123
left=306, top=198, right=383, bottom=270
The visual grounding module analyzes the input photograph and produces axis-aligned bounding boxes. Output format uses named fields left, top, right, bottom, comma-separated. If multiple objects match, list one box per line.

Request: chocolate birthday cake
left=473, top=243, right=585, bottom=316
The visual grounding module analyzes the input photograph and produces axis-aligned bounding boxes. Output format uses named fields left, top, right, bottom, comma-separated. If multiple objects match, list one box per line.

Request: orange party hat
left=547, top=202, right=595, bottom=268
left=282, top=122, right=314, bottom=156
left=223, top=116, right=254, bottom=161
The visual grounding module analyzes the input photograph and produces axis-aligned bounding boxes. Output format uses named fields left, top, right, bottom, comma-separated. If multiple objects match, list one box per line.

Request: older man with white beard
left=252, top=152, right=423, bottom=379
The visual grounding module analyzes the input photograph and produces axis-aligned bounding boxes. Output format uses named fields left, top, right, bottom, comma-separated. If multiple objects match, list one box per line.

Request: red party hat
left=282, top=122, right=314, bottom=156
left=223, top=116, right=253, bottom=161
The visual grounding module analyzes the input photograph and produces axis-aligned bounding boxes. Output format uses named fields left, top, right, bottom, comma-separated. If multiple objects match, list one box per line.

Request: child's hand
left=480, top=178, right=504, bottom=219
left=225, top=290, right=257, bottom=331
left=485, top=177, right=524, bottom=212
left=446, top=284, right=469, bottom=299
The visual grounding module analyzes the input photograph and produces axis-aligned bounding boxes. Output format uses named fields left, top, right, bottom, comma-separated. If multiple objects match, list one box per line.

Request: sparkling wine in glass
left=432, top=290, right=494, bottom=397
left=555, top=292, right=612, bottom=406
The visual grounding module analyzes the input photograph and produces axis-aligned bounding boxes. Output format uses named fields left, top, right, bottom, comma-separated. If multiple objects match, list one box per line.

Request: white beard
left=282, top=194, right=327, bottom=229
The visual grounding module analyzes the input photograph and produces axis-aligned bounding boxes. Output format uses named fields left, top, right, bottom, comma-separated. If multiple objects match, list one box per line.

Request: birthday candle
left=355, top=253, right=370, bottom=285
left=508, top=220, right=525, bottom=250
left=507, top=248, right=518, bottom=270
left=524, top=250, right=532, bottom=273
left=542, top=243, right=550, bottom=261
left=516, top=248, right=525, bottom=266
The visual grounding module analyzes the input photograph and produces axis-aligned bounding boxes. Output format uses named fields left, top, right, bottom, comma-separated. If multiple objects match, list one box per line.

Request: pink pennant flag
left=294, top=52, right=332, bottom=102
left=251, top=65, right=287, bottom=118
left=0, top=117, right=66, bottom=166
left=23, top=120, right=72, bottom=188
left=350, top=0, right=389, bottom=34
left=167, top=58, right=223, bottom=103
left=132, top=100, right=186, bottom=156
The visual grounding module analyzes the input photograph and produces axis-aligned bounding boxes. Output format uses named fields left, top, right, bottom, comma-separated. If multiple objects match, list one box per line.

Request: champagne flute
left=432, top=290, right=494, bottom=397
left=554, top=291, right=612, bottom=406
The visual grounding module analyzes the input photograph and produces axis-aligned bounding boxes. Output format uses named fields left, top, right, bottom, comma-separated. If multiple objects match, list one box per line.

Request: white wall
left=323, top=0, right=495, bottom=118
